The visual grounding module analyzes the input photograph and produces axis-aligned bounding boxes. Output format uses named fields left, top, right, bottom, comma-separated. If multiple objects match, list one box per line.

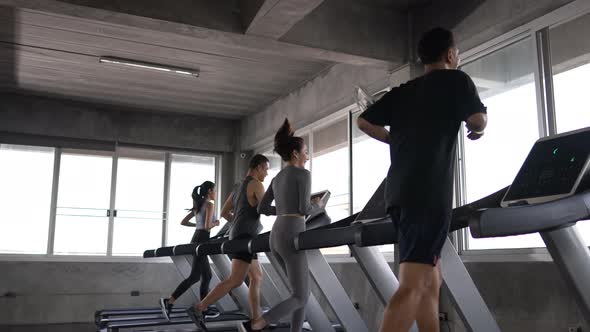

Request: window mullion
left=106, top=149, right=118, bottom=256
left=46, top=147, right=61, bottom=255
left=533, top=29, right=556, bottom=138
left=348, top=111, right=353, bottom=219
left=162, top=152, right=171, bottom=247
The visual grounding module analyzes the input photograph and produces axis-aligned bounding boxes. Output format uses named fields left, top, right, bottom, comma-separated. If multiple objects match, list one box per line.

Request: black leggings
left=171, top=230, right=212, bottom=301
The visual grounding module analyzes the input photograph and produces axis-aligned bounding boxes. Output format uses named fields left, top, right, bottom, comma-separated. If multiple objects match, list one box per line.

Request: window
left=0, top=144, right=55, bottom=254
left=54, top=150, right=113, bottom=255
left=550, top=12, right=590, bottom=244
left=311, top=118, right=350, bottom=221
left=112, top=148, right=165, bottom=256
left=311, top=117, right=350, bottom=254
left=351, top=111, right=390, bottom=214
left=167, top=154, right=216, bottom=246
left=351, top=111, right=392, bottom=253
left=461, top=37, right=545, bottom=249
left=0, top=142, right=219, bottom=257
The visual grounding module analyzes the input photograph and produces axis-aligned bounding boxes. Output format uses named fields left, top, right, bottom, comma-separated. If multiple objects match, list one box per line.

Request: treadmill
left=147, top=190, right=365, bottom=331
left=468, top=126, right=590, bottom=325
left=296, top=126, right=590, bottom=331
left=97, top=224, right=252, bottom=332
left=214, top=186, right=502, bottom=330
left=295, top=181, right=503, bottom=332
left=233, top=190, right=368, bottom=332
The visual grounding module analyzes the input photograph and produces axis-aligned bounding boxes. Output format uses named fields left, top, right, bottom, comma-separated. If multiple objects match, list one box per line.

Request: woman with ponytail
left=158, top=181, right=219, bottom=321
left=243, top=119, right=324, bottom=332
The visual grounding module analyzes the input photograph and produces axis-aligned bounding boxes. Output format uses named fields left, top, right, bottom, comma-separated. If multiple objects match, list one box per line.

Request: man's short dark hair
left=249, top=154, right=269, bottom=170
left=417, top=27, right=455, bottom=65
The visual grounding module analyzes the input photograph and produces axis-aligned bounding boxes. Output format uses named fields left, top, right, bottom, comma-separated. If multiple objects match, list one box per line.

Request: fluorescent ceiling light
left=99, top=56, right=199, bottom=77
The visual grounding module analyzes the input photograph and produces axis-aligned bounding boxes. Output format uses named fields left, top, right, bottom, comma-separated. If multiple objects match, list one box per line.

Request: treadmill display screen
left=503, top=128, right=590, bottom=204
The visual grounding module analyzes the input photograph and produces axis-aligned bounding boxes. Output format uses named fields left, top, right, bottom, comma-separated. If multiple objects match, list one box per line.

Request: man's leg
left=196, top=259, right=250, bottom=310
left=379, top=262, right=438, bottom=332
left=248, top=259, right=263, bottom=319
left=416, top=262, right=442, bottom=332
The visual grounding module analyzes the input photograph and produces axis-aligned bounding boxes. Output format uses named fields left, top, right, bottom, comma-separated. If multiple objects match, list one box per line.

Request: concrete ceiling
left=0, top=0, right=419, bottom=118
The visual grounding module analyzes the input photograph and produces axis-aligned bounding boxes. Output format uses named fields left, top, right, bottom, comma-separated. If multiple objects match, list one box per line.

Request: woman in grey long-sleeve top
left=243, top=119, right=322, bottom=332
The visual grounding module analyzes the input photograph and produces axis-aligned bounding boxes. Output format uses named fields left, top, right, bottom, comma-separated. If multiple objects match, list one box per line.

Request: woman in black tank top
left=186, top=155, right=271, bottom=329
left=229, top=175, right=262, bottom=241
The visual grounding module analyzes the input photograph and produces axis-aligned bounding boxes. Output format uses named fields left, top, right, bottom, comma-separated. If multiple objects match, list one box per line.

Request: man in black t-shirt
left=358, top=27, right=487, bottom=332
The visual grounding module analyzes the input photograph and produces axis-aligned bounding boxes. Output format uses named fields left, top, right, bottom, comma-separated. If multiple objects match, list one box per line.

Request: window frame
left=458, top=35, right=544, bottom=251
left=0, top=142, right=221, bottom=262
left=456, top=0, right=590, bottom=256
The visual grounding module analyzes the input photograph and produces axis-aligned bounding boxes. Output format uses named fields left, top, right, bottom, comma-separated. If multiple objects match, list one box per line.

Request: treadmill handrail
left=352, top=216, right=390, bottom=224
left=145, top=200, right=333, bottom=257
left=470, top=191, right=590, bottom=238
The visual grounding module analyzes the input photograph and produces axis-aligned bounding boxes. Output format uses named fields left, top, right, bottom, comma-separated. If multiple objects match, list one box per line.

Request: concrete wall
left=0, top=93, right=237, bottom=154
left=239, top=63, right=392, bottom=150
left=412, top=0, right=574, bottom=54
left=443, top=261, right=589, bottom=332
left=0, top=260, right=192, bottom=325
left=0, top=323, right=94, bottom=332
left=550, top=11, right=590, bottom=74
left=1, top=259, right=587, bottom=331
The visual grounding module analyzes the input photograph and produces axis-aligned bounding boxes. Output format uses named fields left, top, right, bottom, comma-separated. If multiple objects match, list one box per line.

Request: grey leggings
left=262, top=216, right=309, bottom=332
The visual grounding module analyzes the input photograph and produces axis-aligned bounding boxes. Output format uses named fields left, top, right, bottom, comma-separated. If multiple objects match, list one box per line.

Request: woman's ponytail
left=274, top=118, right=304, bottom=161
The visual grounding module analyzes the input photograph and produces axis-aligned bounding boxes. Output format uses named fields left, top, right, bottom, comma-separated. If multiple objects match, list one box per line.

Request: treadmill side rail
left=307, top=249, right=369, bottom=332
left=541, top=225, right=590, bottom=325
left=441, top=240, right=501, bottom=332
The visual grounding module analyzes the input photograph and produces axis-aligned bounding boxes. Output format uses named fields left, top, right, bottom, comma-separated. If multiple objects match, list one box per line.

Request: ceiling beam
left=0, top=0, right=397, bottom=68
left=242, top=0, right=325, bottom=39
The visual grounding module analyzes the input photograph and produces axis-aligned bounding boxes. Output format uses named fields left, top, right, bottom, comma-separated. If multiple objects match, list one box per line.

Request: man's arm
left=357, top=87, right=398, bottom=143
left=465, top=112, right=488, bottom=140
left=457, top=71, right=488, bottom=141
left=357, top=117, right=390, bottom=144
left=220, top=192, right=234, bottom=222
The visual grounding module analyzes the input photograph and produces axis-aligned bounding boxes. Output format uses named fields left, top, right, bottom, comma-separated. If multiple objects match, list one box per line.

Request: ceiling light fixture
left=99, top=56, right=199, bottom=77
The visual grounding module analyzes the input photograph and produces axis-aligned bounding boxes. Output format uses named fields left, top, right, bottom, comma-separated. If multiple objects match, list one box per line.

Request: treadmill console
left=311, top=190, right=330, bottom=203
left=309, top=190, right=330, bottom=219
left=307, top=190, right=331, bottom=226
left=501, top=126, right=590, bottom=207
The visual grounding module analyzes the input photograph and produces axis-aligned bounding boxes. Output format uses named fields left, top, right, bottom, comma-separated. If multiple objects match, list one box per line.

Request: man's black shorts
left=228, top=252, right=258, bottom=264
left=389, top=206, right=452, bottom=266
left=227, top=234, right=258, bottom=264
